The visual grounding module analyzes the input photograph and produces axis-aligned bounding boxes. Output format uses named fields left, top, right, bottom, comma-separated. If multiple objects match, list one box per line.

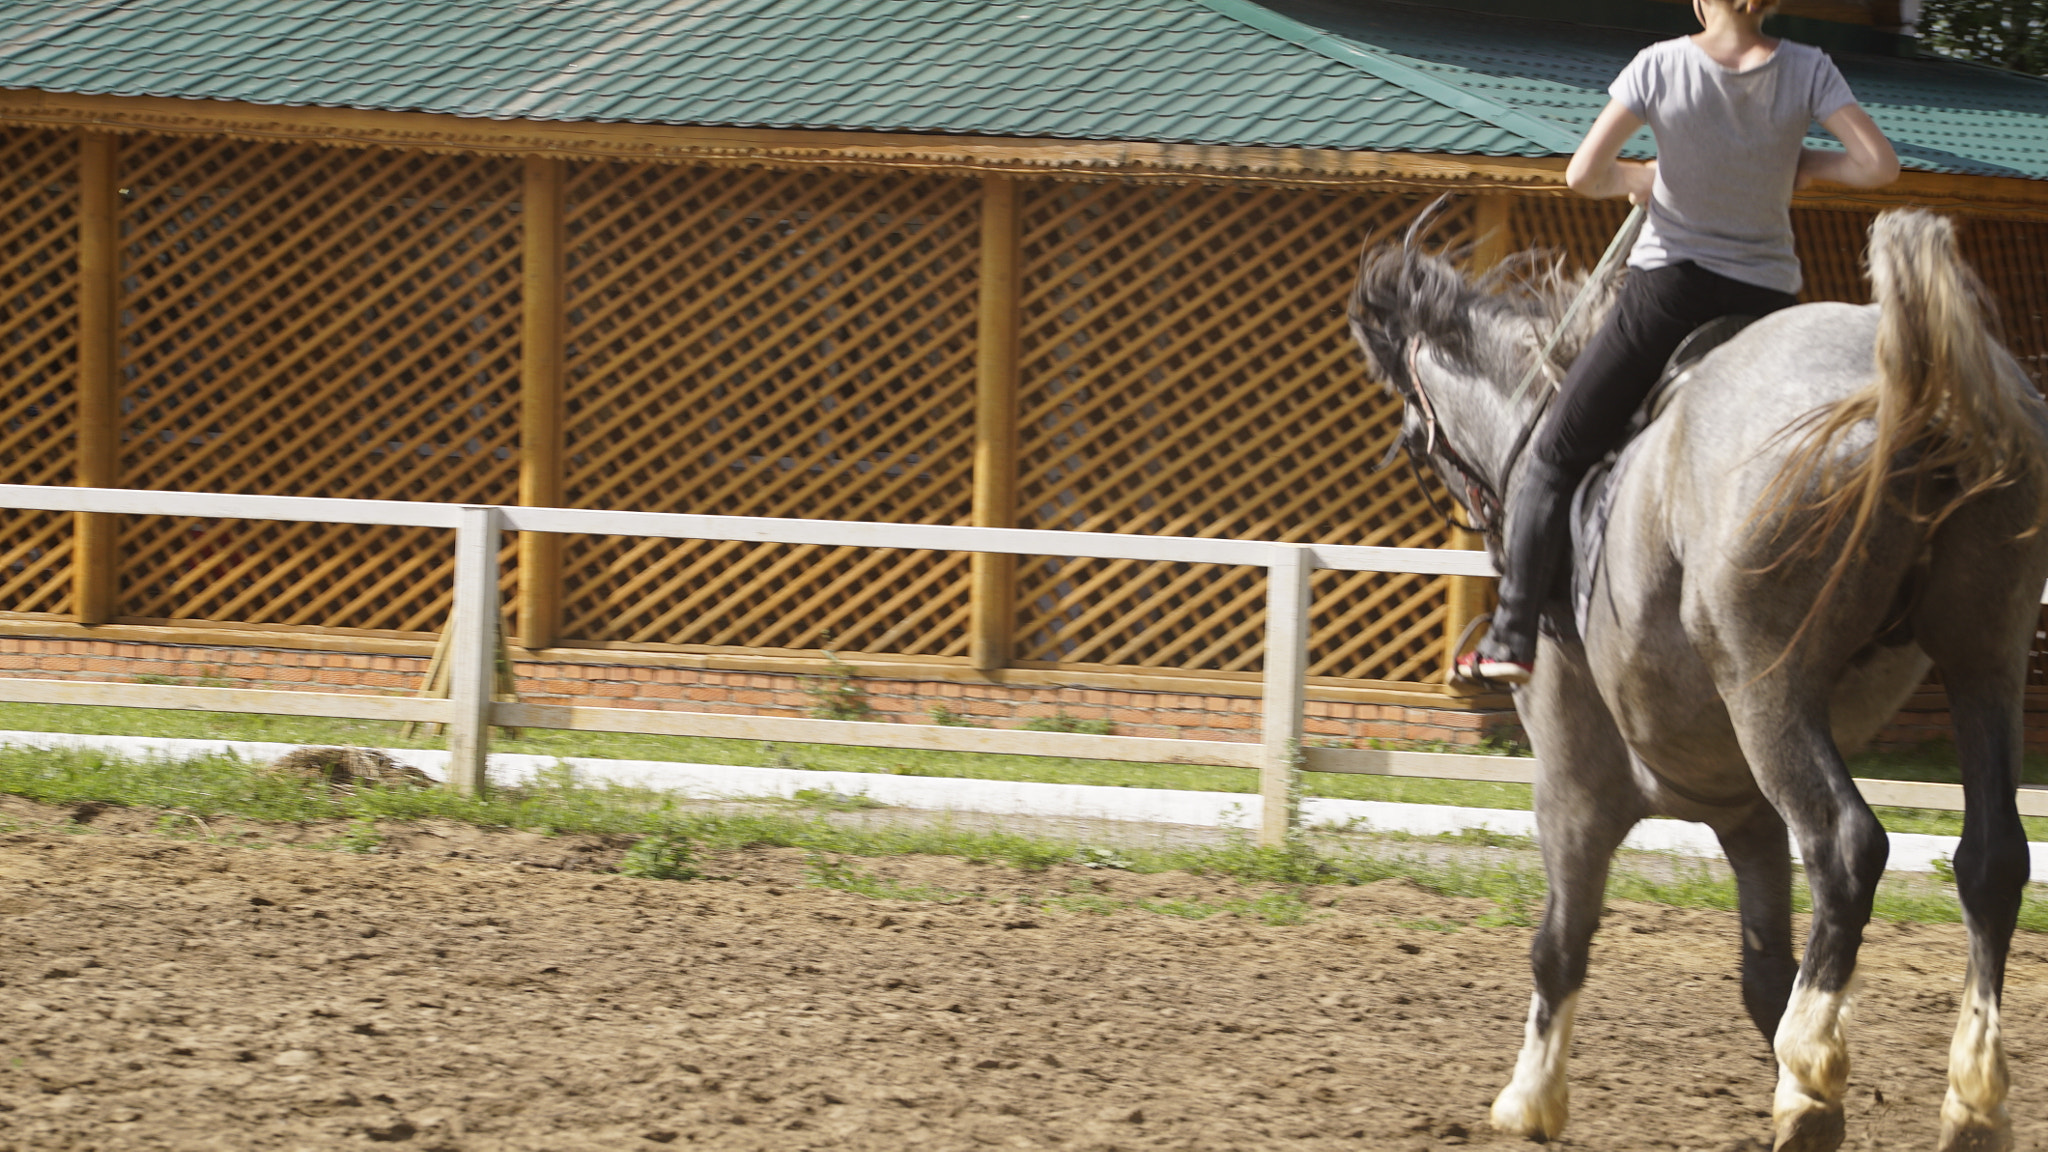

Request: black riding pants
left=1482, top=261, right=1798, bottom=664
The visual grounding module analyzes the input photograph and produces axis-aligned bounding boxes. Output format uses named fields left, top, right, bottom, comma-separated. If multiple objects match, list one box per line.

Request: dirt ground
left=1, top=797, right=2044, bottom=1152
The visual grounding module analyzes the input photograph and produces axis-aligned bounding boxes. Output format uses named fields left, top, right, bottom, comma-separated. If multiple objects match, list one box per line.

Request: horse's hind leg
left=1491, top=643, right=1644, bottom=1141
left=1724, top=693, right=1887, bottom=1152
left=1932, top=670, right=2026, bottom=1152
left=1914, top=554, right=2040, bottom=1152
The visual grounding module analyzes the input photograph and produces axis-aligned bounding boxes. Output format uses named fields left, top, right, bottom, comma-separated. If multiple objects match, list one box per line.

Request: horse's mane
left=1347, top=235, right=1616, bottom=398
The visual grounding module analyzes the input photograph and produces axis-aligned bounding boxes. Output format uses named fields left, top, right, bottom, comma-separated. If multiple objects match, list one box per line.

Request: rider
left=1455, top=0, right=1900, bottom=685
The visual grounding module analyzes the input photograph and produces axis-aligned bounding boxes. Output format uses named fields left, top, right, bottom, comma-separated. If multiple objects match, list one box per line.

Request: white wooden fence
left=0, top=485, right=2039, bottom=847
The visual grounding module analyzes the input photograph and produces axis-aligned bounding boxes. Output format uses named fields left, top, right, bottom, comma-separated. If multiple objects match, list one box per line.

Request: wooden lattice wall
left=1012, top=185, right=1464, bottom=682
left=0, top=129, right=76, bottom=616
left=112, top=134, right=522, bottom=634
left=557, top=164, right=981, bottom=656
left=8, top=121, right=2048, bottom=694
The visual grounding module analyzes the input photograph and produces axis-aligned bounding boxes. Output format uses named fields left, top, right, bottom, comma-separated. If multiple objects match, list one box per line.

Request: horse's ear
left=1403, top=195, right=1456, bottom=254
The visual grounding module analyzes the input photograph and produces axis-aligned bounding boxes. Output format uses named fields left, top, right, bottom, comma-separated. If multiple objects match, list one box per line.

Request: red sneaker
left=1453, top=649, right=1533, bottom=686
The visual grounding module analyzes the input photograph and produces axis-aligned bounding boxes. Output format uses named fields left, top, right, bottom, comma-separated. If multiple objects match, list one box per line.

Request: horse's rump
left=1751, top=210, right=2044, bottom=655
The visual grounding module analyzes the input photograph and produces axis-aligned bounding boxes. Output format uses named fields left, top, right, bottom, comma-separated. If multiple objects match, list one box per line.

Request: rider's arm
left=1566, top=100, right=1656, bottom=203
left=1795, top=105, right=1899, bottom=189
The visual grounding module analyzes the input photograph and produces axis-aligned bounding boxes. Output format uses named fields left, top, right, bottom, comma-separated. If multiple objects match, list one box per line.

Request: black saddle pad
left=1558, top=314, right=1758, bottom=642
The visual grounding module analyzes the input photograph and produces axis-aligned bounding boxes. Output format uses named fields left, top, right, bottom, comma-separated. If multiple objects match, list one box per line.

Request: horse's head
left=1346, top=207, right=1596, bottom=533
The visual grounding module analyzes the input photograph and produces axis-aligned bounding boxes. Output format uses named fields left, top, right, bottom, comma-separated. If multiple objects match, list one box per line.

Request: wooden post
left=446, top=504, right=502, bottom=795
left=970, top=175, right=1021, bottom=672
left=1259, top=545, right=1313, bottom=848
left=1442, top=194, right=1514, bottom=687
left=517, top=155, right=565, bottom=649
left=74, top=131, right=121, bottom=626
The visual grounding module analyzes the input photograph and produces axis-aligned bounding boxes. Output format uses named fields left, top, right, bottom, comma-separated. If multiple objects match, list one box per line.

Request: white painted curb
left=0, top=730, right=2030, bottom=878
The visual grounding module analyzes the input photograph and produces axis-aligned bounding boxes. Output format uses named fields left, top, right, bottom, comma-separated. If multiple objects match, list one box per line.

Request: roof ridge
left=1184, top=0, right=1584, bottom=155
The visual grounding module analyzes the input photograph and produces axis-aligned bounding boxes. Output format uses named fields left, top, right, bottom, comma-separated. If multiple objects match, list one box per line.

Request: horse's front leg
left=1491, top=645, right=1643, bottom=1141
left=1929, top=672, right=2028, bottom=1152
left=1732, top=703, right=1888, bottom=1152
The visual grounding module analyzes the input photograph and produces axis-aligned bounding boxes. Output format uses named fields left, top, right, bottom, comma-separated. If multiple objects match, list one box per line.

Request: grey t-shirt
left=1609, top=37, right=1858, bottom=294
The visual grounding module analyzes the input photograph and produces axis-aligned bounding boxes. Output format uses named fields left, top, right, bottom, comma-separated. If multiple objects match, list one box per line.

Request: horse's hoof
left=1771, top=1103, right=1844, bottom=1152
left=1489, top=1082, right=1567, bottom=1142
left=1937, top=1100, right=2013, bottom=1152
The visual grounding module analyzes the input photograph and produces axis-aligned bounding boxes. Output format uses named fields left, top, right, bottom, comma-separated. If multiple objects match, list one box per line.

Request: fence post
left=517, top=155, right=566, bottom=649
left=75, top=131, right=121, bottom=625
left=1442, top=193, right=1513, bottom=686
left=446, top=505, right=502, bottom=795
left=970, top=174, right=1021, bottom=672
left=1259, top=544, right=1313, bottom=848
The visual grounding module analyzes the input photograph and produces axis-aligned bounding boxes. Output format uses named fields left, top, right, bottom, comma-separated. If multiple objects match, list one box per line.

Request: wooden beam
left=970, top=175, right=1021, bottom=673
left=1441, top=193, right=1513, bottom=690
left=74, top=131, right=120, bottom=626
left=0, top=90, right=1579, bottom=191
left=0, top=677, right=451, bottom=723
left=516, top=155, right=565, bottom=649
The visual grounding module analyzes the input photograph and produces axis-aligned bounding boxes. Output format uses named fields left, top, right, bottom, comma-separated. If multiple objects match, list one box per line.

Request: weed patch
left=617, top=831, right=701, bottom=881
left=791, top=787, right=883, bottom=812
left=804, top=651, right=875, bottom=722
left=1022, top=711, right=1113, bottom=735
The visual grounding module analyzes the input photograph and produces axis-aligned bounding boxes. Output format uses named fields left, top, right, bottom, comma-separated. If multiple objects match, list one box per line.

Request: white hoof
left=1770, top=979, right=1854, bottom=1152
left=1490, top=1077, right=1568, bottom=1140
left=1937, top=1099, right=2012, bottom=1152
left=1490, top=992, right=1576, bottom=1141
left=1939, top=982, right=2011, bottom=1152
left=1771, top=1067, right=1845, bottom=1152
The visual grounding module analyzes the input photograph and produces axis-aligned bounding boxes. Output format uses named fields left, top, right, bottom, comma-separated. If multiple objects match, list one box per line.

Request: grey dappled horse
left=1348, top=206, right=2048, bottom=1152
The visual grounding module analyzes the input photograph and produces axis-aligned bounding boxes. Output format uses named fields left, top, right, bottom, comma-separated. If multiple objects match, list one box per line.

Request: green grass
left=2, top=741, right=2045, bottom=932
left=0, top=701, right=2039, bottom=839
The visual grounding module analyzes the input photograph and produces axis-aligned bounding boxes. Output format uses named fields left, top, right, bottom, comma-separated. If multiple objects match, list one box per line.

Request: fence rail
left=0, top=484, right=2041, bottom=844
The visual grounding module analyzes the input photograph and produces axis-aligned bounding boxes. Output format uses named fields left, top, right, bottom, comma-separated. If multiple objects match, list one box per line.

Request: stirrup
left=1453, top=649, right=1534, bottom=687
left=1450, top=615, right=1534, bottom=687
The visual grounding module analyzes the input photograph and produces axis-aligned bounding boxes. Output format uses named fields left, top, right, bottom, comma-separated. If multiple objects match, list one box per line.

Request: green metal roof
left=1259, top=0, right=2048, bottom=179
left=1, top=0, right=2046, bottom=179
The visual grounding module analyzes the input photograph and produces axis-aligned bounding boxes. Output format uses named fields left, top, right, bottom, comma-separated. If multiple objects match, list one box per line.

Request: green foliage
left=1072, top=845, right=1134, bottom=870
left=802, top=854, right=970, bottom=902
left=335, top=817, right=383, bottom=855
left=804, top=650, right=876, bottom=722
left=927, top=705, right=978, bottom=728
left=1918, top=0, right=2048, bottom=74
left=1021, top=711, right=1113, bottom=735
left=617, top=831, right=701, bottom=881
left=790, top=787, right=883, bottom=811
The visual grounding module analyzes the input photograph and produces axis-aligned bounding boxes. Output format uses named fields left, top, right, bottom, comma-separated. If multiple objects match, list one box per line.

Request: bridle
left=1390, top=333, right=1546, bottom=539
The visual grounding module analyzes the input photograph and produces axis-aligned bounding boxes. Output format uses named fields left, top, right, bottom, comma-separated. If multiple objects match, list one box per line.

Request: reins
left=1509, top=205, right=1644, bottom=405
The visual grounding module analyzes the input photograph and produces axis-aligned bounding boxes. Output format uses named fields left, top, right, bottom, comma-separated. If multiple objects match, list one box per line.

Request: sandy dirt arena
left=1, top=801, right=2044, bottom=1151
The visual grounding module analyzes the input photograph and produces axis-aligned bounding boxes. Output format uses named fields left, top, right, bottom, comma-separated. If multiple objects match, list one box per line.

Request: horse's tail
left=1755, top=209, right=2038, bottom=658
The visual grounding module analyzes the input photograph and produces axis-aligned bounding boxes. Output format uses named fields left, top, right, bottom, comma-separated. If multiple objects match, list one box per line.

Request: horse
left=1347, top=205, right=2048, bottom=1152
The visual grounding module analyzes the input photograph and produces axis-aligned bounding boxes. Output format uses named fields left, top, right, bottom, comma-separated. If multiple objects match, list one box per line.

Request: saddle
left=1558, top=315, right=1759, bottom=643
